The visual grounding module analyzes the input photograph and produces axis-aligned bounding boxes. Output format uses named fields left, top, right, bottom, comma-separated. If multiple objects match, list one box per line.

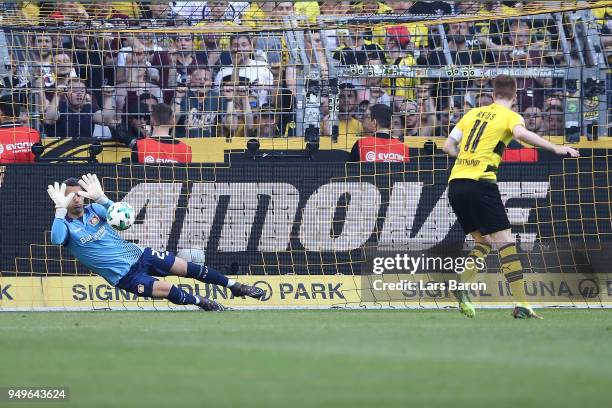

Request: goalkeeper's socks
left=499, top=243, right=529, bottom=306
left=167, top=286, right=200, bottom=305
left=461, top=242, right=492, bottom=283
left=186, top=262, right=229, bottom=287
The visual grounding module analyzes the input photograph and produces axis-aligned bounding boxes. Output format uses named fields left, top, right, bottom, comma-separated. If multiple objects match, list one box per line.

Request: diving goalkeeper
left=48, top=173, right=264, bottom=311
left=442, top=75, right=579, bottom=319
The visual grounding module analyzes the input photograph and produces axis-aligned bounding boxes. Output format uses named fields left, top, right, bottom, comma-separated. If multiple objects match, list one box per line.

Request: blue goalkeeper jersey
left=50, top=201, right=144, bottom=285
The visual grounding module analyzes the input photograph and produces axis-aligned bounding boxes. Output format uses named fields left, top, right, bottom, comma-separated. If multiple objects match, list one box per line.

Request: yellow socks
left=460, top=243, right=492, bottom=283
left=499, top=243, right=529, bottom=307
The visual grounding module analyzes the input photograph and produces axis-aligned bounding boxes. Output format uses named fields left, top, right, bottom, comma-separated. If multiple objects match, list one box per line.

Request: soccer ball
left=106, top=202, right=135, bottom=231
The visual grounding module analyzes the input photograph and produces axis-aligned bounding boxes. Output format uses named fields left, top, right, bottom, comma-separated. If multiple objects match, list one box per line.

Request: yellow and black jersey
left=449, top=103, right=525, bottom=183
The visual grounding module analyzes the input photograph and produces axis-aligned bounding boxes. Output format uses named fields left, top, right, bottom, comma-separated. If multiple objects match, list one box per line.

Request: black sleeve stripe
left=493, top=141, right=506, bottom=156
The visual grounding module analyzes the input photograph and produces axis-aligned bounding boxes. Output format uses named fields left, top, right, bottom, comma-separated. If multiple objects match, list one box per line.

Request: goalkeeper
left=48, top=174, right=264, bottom=311
left=442, top=75, right=579, bottom=319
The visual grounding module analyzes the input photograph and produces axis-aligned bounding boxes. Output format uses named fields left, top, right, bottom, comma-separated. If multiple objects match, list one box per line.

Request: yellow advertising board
left=1, top=274, right=611, bottom=310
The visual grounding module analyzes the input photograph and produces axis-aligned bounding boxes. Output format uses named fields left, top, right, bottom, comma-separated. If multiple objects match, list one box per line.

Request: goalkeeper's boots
left=196, top=296, right=226, bottom=312
left=230, top=282, right=266, bottom=299
left=512, top=305, right=543, bottom=319
left=452, top=289, right=476, bottom=318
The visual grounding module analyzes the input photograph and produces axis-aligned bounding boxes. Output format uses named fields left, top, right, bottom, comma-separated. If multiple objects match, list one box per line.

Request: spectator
left=420, top=22, right=485, bottom=104
left=263, top=1, right=294, bottom=22
left=171, top=1, right=207, bottom=22
left=422, top=21, right=485, bottom=66
left=116, top=38, right=161, bottom=84
left=214, top=34, right=274, bottom=106
left=373, top=1, right=429, bottom=50
left=436, top=110, right=451, bottom=138
left=139, top=92, right=159, bottom=112
left=143, top=1, right=182, bottom=26
left=402, top=100, right=420, bottom=137
left=543, top=94, right=564, bottom=112
left=43, top=78, right=116, bottom=138
left=218, top=75, right=254, bottom=138
left=466, top=77, right=493, bottom=107
left=286, top=30, right=329, bottom=96
left=111, top=102, right=151, bottom=147
left=41, top=1, right=89, bottom=24
left=115, top=51, right=162, bottom=115
left=0, top=55, right=31, bottom=106
left=319, top=2, right=352, bottom=50
left=349, top=104, right=409, bottom=162
left=337, top=83, right=363, bottom=140
left=383, top=26, right=419, bottom=100
left=24, top=33, right=54, bottom=86
left=407, top=0, right=453, bottom=15
left=151, top=34, right=207, bottom=103
left=193, top=1, right=245, bottom=65
left=82, top=1, right=119, bottom=20
left=415, top=82, right=437, bottom=137
left=499, top=20, right=547, bottom=67
left=391, top=95, right=407, bottom=114
left=354, top=100, right=371, bottom=129
left=197, top=31, right=233, bottom=68
left=251, top=103, right=283, bottom=138
left=132, top=103, right=192, bottom=163
left=353, top=0, right=388, bottom=15
left=455, top=0, right=482, bottom=14
left=361, top=76, right=391, bottom=107
left=320, top=94, right=333, bottom=137
left=524, top=106, right=543, bottom=133
left=67, top=33, right=105, bottom=102
left=391, top=114, right=405, bottom=140
left=173, top=68, right=222, bottom=138
left=172, top=1, right=247, bottom=24
left=202, top=1, right=249, bottom=23
left=0, top=94, right=41, bottom=163
left=319, top=1, right=351, bottom=15
left=333, top=26, right=386, bottom=66
left=51, top=53, right=78, bottom=89
left=543, top=105, right=565, bottom=137
left=499, top=19, right=550, bottom=108
left=467, top=2, right=516, bottom=51
left=475, top=93, right=494, bottom=107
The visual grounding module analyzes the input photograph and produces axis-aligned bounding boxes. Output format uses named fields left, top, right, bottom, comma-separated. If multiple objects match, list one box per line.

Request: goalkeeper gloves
left=47, top=182, right=75, bottom=208
left=77, top=173, right=109, bottom=205
left=47, top=182, right=75, bottom=218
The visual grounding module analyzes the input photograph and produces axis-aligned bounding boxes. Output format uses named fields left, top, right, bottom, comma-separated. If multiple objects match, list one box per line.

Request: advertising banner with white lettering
left=1, top=155, right=611, bottom=309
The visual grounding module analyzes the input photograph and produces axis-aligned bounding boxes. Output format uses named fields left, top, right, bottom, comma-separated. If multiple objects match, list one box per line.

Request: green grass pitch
left=1, top=309, right=611, bottom=408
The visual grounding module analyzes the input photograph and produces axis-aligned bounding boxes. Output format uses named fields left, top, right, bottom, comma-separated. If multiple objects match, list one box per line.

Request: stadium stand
left=0, top=1, right=609, bottom=163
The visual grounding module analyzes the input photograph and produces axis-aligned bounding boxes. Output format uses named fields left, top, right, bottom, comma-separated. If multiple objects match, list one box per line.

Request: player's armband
left=449, top=126, right=463, bottom=142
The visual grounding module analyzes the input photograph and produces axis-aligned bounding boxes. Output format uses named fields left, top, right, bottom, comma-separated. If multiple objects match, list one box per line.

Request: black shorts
left=448, top=179, right=511, bottom=235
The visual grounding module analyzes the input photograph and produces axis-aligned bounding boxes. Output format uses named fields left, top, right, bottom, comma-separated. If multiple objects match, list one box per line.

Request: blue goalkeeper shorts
left=116, top=248, right=176, bottom=297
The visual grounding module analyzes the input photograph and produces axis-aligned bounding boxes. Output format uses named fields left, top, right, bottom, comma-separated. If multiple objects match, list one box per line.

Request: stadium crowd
left=0, top=1, right=609, bottom=163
